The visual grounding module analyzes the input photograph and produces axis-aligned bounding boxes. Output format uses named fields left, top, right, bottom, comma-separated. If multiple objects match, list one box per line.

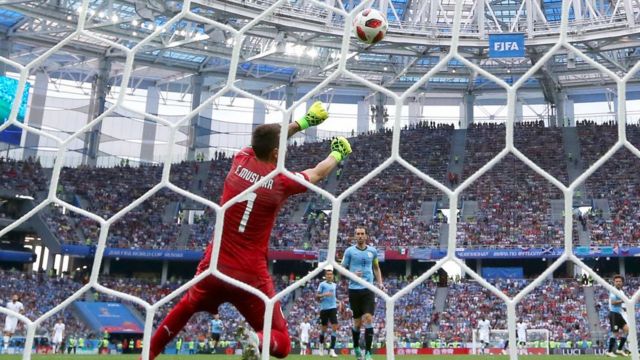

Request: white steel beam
left=380, top=0, right=389, bottom=21
left=477, top=0, right=485, bottom=39
left=484, top=0, right=502, bottom=31
left=510, top=1, right=527, bottom=33
left=574, top=0, right=583, bottom=21
left=532, top=0, right=549, bottom=25
left=429, top=0, right=438, bottom=26
left=583, top=0, right=602, bottom=20
left=526, top=0, right=535, bottom=35
left=623, top=0, right=636, bottom=26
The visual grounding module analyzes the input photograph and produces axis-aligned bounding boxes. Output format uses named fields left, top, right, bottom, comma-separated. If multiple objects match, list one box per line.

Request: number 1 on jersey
left=238, top=192, right=257, bottom=233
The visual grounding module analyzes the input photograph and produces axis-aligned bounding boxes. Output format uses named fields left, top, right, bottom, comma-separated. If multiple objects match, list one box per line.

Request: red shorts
left=186, top=266, right=288, bottom=335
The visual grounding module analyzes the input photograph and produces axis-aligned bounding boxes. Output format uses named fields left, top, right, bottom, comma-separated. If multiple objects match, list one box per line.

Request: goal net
left=1, top=0, right=639, bottom=360
left=472, top=329, right=550, bottom=355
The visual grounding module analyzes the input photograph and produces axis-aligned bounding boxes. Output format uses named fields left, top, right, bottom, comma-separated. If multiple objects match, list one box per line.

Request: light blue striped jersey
left=341, top=244, right=377, bottom=290
left=317, top=281, right=337, bottom=310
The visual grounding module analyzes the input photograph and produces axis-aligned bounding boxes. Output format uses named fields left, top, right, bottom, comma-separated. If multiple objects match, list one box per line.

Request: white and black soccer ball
left=353, top=8, right=388, bottom=45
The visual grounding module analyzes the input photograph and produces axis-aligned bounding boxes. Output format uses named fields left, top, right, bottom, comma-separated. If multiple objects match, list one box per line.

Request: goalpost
left=472, top=329, right=550, bottom=355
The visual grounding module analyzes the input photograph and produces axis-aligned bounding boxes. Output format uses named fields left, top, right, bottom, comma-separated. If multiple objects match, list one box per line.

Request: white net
left=1, top=0, right=640, bottom=359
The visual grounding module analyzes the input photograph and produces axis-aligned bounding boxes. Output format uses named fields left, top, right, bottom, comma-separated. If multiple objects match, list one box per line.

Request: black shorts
left=319, top=308, right=338, bottom=326
left=348, top=289, right=375, bottom=319
left=211, top=333, right=221, bottom=341
left=609, top=312, right=627, bottom=331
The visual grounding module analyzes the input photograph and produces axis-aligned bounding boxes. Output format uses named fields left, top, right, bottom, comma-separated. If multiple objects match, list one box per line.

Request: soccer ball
left=353, top=8, right=388, bottom=45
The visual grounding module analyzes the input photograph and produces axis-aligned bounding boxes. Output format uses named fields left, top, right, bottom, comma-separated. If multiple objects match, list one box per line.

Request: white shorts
left=53, top=335, right=63, bottom=344
left=479, top=332, right=489, bottom=343
left=3, top=318, right=18, bottom=333
left=301, top=335, right=309, bottom=344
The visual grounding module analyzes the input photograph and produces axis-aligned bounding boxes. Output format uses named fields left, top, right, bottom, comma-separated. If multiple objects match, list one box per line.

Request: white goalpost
left=472, top=329, right=550, bottom=355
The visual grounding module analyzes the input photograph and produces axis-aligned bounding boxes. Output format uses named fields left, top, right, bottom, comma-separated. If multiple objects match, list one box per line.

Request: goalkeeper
left=149, top=102, right=352, bottom=360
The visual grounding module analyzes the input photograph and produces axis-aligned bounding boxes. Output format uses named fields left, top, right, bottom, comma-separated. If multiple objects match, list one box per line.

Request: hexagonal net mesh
left=2, top=0, right=640, bottom=359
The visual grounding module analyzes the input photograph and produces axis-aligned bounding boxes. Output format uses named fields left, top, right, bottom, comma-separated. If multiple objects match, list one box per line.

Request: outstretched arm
left=289, top=101, right=350, bottom=184
left=288, top=122, right=302, bottom=138
left=302, top=156, right=339, bottom=184
left=302, top=137, right=351, bottom=184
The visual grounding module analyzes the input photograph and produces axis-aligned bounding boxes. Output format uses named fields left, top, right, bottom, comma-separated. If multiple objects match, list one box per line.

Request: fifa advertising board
left=489, top=33, right=525, bottom=58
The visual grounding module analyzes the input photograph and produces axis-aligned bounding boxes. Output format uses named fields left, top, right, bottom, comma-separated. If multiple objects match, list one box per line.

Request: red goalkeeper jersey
left=198, top=147, right=309, bottom=274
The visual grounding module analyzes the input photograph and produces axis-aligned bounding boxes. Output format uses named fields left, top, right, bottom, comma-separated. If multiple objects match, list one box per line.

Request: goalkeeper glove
left=296, top=101, right=328, bottom=130
left=329, top=136, right=352, bottom=162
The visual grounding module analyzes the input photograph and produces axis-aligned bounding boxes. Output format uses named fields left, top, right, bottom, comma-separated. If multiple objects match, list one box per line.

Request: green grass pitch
left=0, top=355, right=611, bottom=360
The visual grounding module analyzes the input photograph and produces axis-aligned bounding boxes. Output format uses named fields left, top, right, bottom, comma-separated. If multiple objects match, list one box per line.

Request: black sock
left=320, top=334, right=325, bottom=347
left=330, top=334, right=336, bottom=349
left=365, top=327, right=374, bottom=353
left=609, top=337, right=617, bottom=353
left=352, top=327, right=360, bottom=349
left=619, top=337, right=627, bottom=351
left=504, top=340, right=509, bottom=350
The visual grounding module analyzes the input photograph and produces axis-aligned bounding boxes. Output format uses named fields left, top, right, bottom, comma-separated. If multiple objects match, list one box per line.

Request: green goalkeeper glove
left=296, top=101, right=328, bottom=130
left=329, top=136, right=352, bottom=162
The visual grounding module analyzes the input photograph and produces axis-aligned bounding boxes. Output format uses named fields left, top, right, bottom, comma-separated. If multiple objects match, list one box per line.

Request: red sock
left=149, top=295, right=197, bottom=359
left=257, top=328, right=291, bottom=358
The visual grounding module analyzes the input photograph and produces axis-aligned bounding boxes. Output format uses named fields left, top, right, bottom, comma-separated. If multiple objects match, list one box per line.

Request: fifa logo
left=493, top=42, right=520, bottom=51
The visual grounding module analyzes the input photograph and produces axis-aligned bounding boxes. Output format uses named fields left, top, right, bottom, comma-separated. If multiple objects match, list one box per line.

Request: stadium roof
left=2, top=0, right=640, bottom=102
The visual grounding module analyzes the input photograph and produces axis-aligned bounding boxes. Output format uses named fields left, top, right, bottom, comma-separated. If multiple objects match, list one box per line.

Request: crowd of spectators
left=0, top=270, right=292, bottom=344
left=5, top=122, right=640, bottom=252
left=58, top=165, right=162, bottom=219
left=301, top=123, right=453, bottom=251
left=458, top=123, right=565, bottom=249
left=576, top=121, right=618, bottom=176
left=43, top=123, right=451, bottom=252
left=1, top=267, right=636, bottom=348
left=514, top=122, right=569, bottom=184
left=6, top=116, right=640, bottom=353
left=0, top=269, right=91, bottom=339
left=45, top=161, right=206, bottom=249
left=88, top=274, right=436, bottom=346
left=0, top=270, right=435, bottom=346
left=0, top=157, right=47, bottom=197
left=517, top=279, right=589, bottom=342
left=578, top=123, right=640, bottom=247
left=43, top=205, right=82, bottom=245
left=197, top=156, right=232, bottom=202
left=98, top=275, right=296, bottom=342
left=441, top=278, right=589, bottom=343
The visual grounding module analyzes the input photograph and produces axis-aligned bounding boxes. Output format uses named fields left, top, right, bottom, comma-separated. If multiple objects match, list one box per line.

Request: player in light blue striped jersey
left=606, top=275, right=630, bottom=357
left=209, top=314, right=223, bottom=352
left=316, top=266, right=341, bottom=357
left=342, top=226, right=383, bottom=360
